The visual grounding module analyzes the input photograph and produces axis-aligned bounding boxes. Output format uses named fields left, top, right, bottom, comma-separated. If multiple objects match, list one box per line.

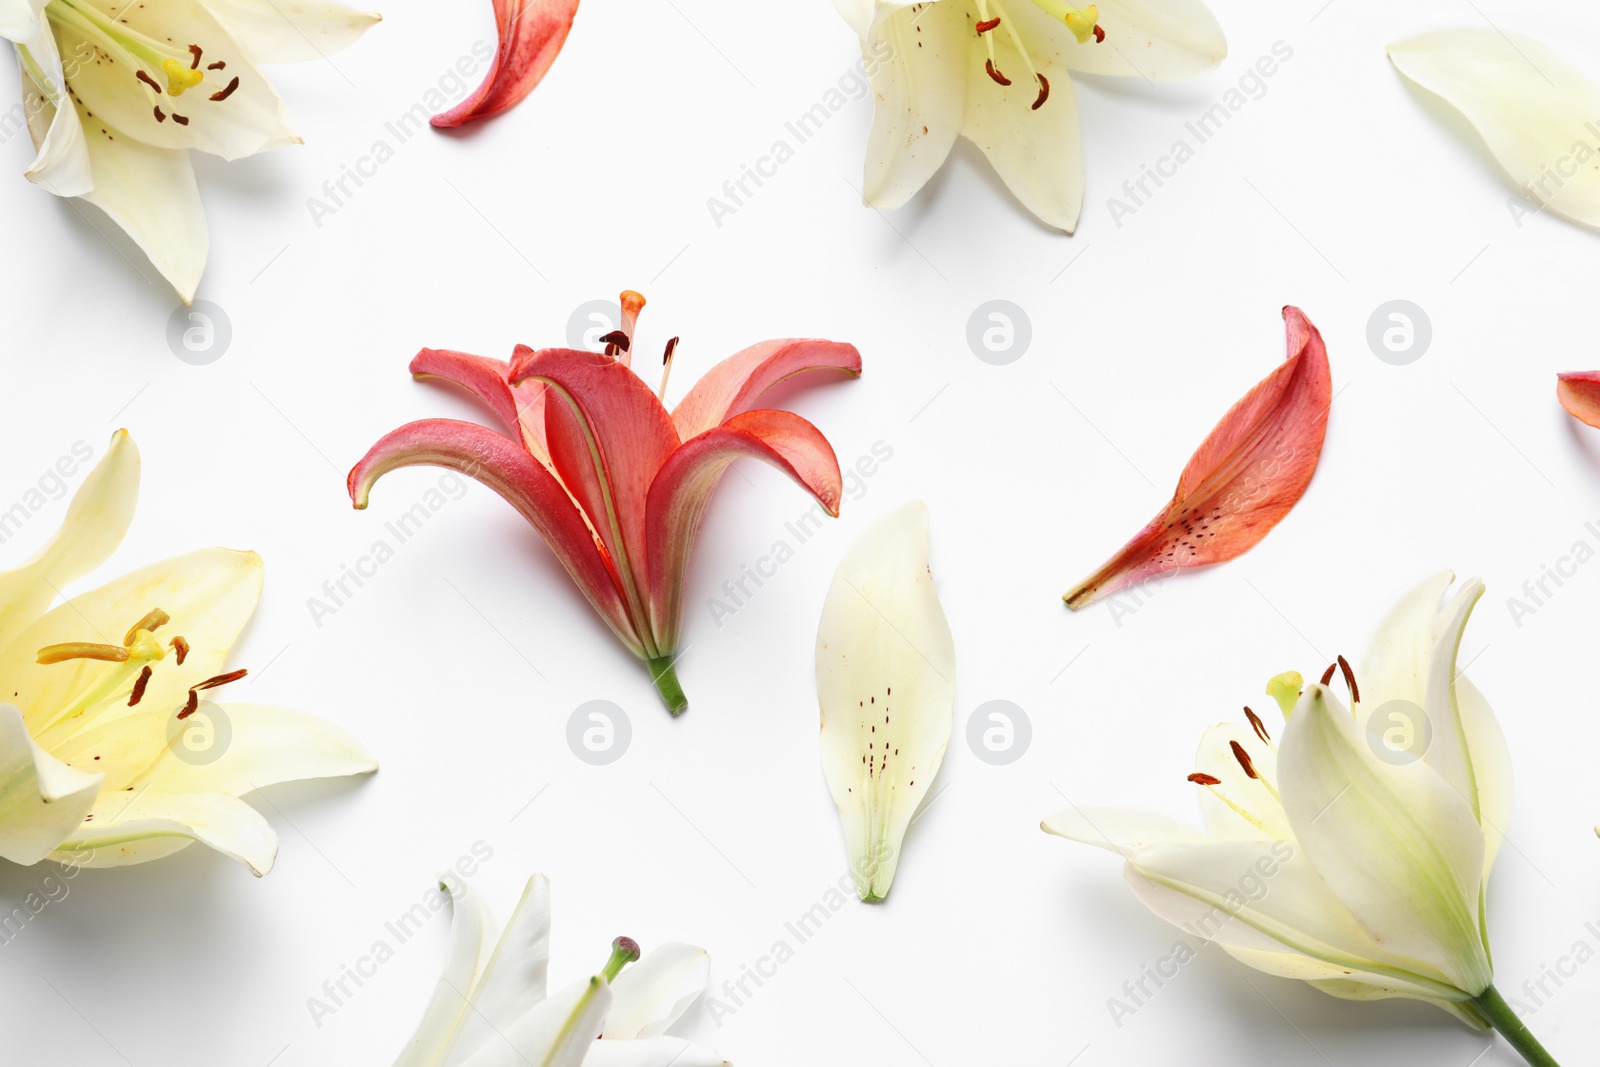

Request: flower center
left=973, top=0, right=1104, bottom=110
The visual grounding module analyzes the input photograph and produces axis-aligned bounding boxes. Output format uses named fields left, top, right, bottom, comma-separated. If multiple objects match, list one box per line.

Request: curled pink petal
left=410, top=346, right=552, bottom=461
left=645, top=409, right=843, bottom=649
left=1064, top=306, right=1333, bottom=610
left=671, top=339, right=863, bottom=439
left=1557, top=372, right=1600, bottom=429
left=431, top=0, right=579, bottom=128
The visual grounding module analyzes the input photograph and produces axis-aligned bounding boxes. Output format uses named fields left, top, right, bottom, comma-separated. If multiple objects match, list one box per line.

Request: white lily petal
left=450, top=875, right=555, bottom=1056
left=0, top=0, right=45, bottom=41
left=832, top=0, right=873, bottom=39
left=1193, top=722, right=1292, bottom=841
left=1039, top=0, right=1226, bottom=80
left=1278, top=685, right=1490, bottom=995
left=1307, top=977, right=1491, bottom=1029
left=1356, top=570, right=1453, bottom=722
left=960, top=40, right=1082, bottom=232
left=393, top=878, right=498, bottom=1067
left=604, top=942, right=711, bottom=1040
left=584, top=1037, right=728, bottom=1067
left=50, top=789, right=277, bottom=875
left=0, top=703, right=101, bottom=865
left=1420, top=579, right=1486, bottom=817
left=858, top=0, right=968, bottom=210
left=0, top=429, right=138, bottom=656
left=1041, top=806, right=1208, bottom=854
left=451, top=975, right=610, bottom=1067
left=1389, top=28, right=1600, bottom=229
left=197, top=0, right=379, bottom=64
left=50, top=0, right=298, bottom=161
left=1457, top=675, right=1512, bottom=876
left=817, top=501, right=955, bottom=902
left=20, top=61, right=94, bottom=198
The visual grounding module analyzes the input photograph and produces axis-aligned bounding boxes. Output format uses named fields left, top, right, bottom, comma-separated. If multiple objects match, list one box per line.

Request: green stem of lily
left=1472, top=986, right=1561, bottom=1067
left=647, top=656, right=688, bottom=716
left=601, top=936, right=640, bottom=983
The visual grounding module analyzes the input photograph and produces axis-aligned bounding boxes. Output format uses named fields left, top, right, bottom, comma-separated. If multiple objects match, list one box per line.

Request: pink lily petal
left=671, top=340, right=863, bottom=439
left=410, top=346, right=551, bottom=462
left=510, top=347, right=680, bottom=653
left=645, top=409, right=843, bottom=650
left=1064, top=306, right=1333, bottom=610
left=347, top=418, right=641, bottom=654
left=1557, top=372, right=1600, bottom=429
left=431, top=0, right=579, bottom=128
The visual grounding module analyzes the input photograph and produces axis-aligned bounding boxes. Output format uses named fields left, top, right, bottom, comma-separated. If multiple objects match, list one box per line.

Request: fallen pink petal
left=1063, top=306, right=1333, bottom=610
left=348, top=291, right=861, bottom=714
left=432, top=0, right=580, bottom=128
left=1556, top=372, right=1600, bottom=429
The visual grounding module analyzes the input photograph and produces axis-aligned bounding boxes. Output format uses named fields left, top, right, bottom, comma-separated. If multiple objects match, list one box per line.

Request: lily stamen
left=171, top=636, right=190, bottom=664
left=976, top=16, right=1001, bottom=32
left=1187, top=772, right=1222, bottom=785
left=617, top=290, right=646, bottom=368
left=124, top=608, right=170, bottom=645
left=1244, top=705, right=1272, bottom=745
left=1229, top=740, right=1258, bottom=779
left=1337, top=654, right=1361, bottom=703
left=658, top=336, right=679, bottom=401
left=129, top=665, right=153, bottom=707
left=187, top=43, right=203, bottom=70
left=38, top=642, right=129, bottom=665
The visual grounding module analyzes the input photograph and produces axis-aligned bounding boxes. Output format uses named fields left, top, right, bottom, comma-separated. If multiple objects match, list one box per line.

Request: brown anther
left=210, top=76, right=240, bottom=102
left=128, top=665, right=153, bottom=707
left=1188, top=772, right=1222, bottom=786
left=985, top=58, right=1011, bottom=86
left=178, top=690, right=199, bottom=720
left=1229, top=740, right=1259, bottom=779
left=207, top=61, right=226, bottom=70
left=1336, top=654, right=1360, bottom=704
left=597, top=329, right=630, bottom=352
left=37, top=642, right=130, bottom=665
left=1244, top=706, right=1271, bottom=744
left=154, top=105, right=166, bottom=122
left=1093, top=23, right=1105, bottom=42
left=124, top=609, right=170, bottom=646
left=187, top=44, right=203, bottom=70
left=1031, top=73, right=1050, bottom=110
left=136, top=69, right=162, bottom=93
left=975, top=16, right=1001, bottom=32
left=192, top=668, right=247, bottom=692
left=172, top=114, right=190, bottom=125
left=662, top=336, right=679, bottom=365
left=170, top=636, right=190, bottom=665
left=1319, top=662, right=1337, bottom=686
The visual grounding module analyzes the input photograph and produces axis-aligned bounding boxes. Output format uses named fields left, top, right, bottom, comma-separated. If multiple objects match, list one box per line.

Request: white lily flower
left=0, top=430, right=376, bottom=877
left=1045, top=574, right=1562, bottom=1065
left=834, top=0, right=1226, bottom=230
left=816, top=501, right=954, bottom=902
left=396, top=873, right=727, bottom=1067
left=1, top=0, right=379, bottom=301
left=1389, top=28, right=1600, bottom=232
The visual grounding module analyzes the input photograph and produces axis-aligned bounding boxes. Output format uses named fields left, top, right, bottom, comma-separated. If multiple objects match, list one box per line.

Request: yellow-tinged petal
left=0, top=430, right=138, bottom=655
left=817, top=501, right=955, bottom=902
left=198, top=0, right=380, bottom=64
left=124, top=702, right=376, bottom=795
left=1013, top=0, right=1226, bottom=81
left=49, top=789, right=277, bottom=875
left=857, top=0, right=968, bottom=212
left=0, top=703, right=101, bottom=865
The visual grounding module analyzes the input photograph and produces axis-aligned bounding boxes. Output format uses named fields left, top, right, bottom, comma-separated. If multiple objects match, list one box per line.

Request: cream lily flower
left=816, top=501, right=954, bottom=902
left=1, top=0, right=379, bottom=301
left=1045, top=574, right=1562, bottom=1066
left=0, top=430, right=376, bottom=877
left=834, top=0, right=1226, bottom=230
left=396, top=873, right=727, bottom=1067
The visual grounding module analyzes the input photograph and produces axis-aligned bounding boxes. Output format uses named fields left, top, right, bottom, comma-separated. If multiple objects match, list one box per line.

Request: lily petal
left=0, top=703, right=102, bottom=865
left=394, top=877, right=498, bottom=1067
left=817, top=501, right=955, bottom=902
left=1064, top=306, right=1332, bottom=609
left=1557, top=371, right=1600, bottom=428
left=17, top=25, right=95, bottom=197
left=1389, top=28, right=1600, bottom=230
left=670, top=339, right=862, bottom=440
left=348, top=418, right=640, bottom=655
left=431, top=0, right=578, bottom=128
left=410, top=347, right=550, bottom=462
left=449, top=875, right=555, bottom=1058
left=1457, top=674, right=1512, bottom=876
left=197, top=0, right=380, bottom=63
left=856, top=0, right=968, bottom=210
left=1278, top=685, right=1491, bottom=996
left=645, top=409, right=843, bottom=651
left=1357, top=570, right=1454, bottom=719
left=604, top=942, right=711, bottom=1040
left=1048, top=0, right=1226, bottom=80
left=0, top=429, right=138, bottom=656
left=584, top=1038, right=727, bottom=1067
left=1308, top=976, right=1491, bottom=1030
left=1041, top=806, right=1209, bottom=853
left=449, top=975, right=609, bottom=1067
left=50, top=789, right=277, bottom=875
left=1192, top=722, right=1292, bottom=842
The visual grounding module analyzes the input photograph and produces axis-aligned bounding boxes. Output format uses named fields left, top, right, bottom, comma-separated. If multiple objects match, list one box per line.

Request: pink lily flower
left=432, top=0, right=579, bottom=128
left=348, top=292, right=861, bottom=714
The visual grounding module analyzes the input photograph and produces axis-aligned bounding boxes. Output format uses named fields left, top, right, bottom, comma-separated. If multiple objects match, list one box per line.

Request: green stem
left=1472, top=986, right=1561, bottom=1067
left=647, top=656, right=687, bottom=716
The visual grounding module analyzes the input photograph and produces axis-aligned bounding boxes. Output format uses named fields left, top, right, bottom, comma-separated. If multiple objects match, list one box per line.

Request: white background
left=4, top=0, right=1600, bottom=1064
